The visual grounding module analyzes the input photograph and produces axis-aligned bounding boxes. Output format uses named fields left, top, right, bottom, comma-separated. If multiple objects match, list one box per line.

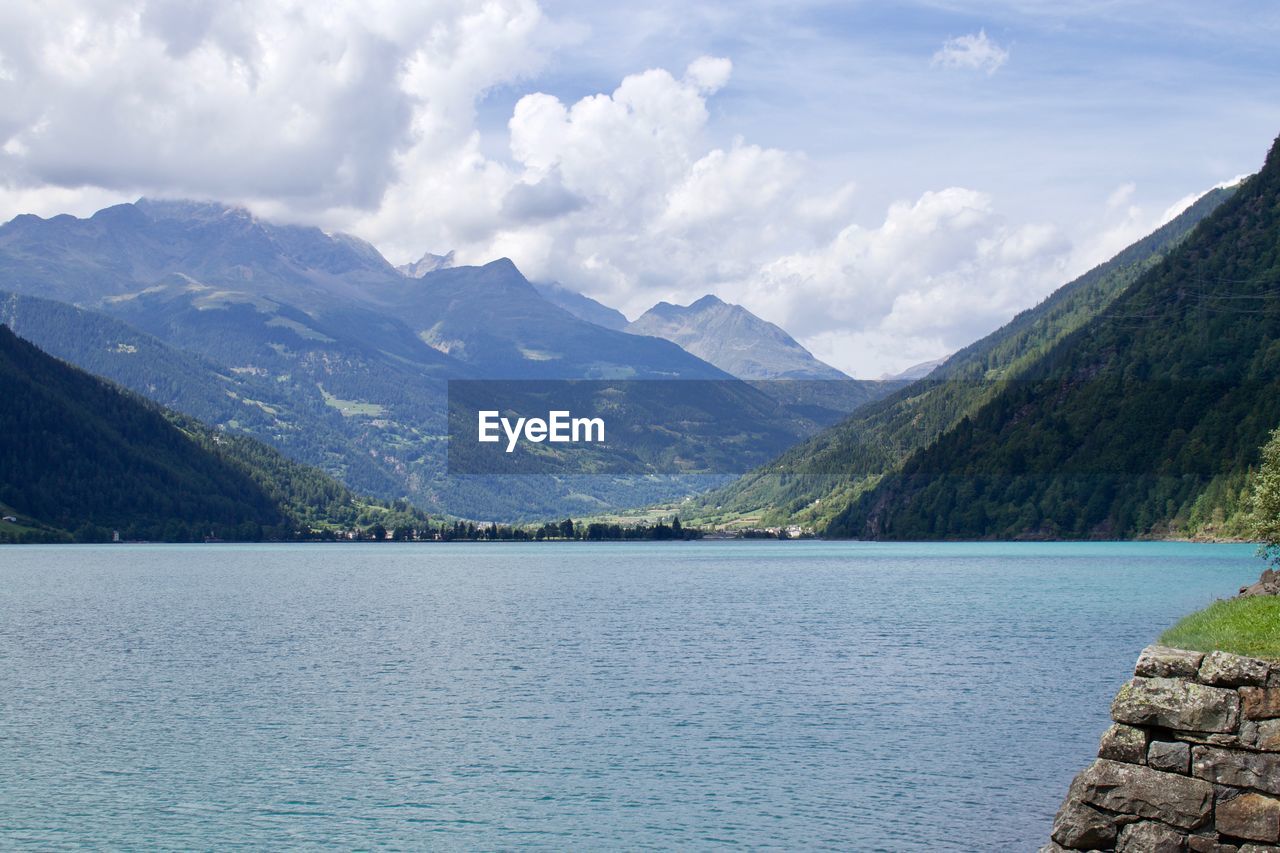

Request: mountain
left=0, top=197, right=404, bottom=306
left=880, top=357, right=948, bottom=382
left=533, top=280, right=629, bottom=330
left=626, top=295, right=850, bottom=380
left=0, top=198, right=893, bottom=519
left=0, top=290, right=409, bottom=499
left=0, top=324, right=429, bottom=542
left=689, top=179, right=1240, bottom=529
left=825, top=136, right=1280, bottom=539
left=0, top=200, right=724, bottom=380
left=398, top=250, right=454, bottom=278
left=379, top=259, right=729, bottom=379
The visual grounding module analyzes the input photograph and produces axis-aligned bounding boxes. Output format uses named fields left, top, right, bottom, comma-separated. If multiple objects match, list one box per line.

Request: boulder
left=1201, top=652, right=1272, bottom=687
left=1113, top=677, right=1241, bottom=733
left=1052, top=798, right=1119, bottom=849
left=1149, top=739, right=1192, bottom=774
left=1073, top=759, right=1214, bottom=830
left=1138, top=645, right=1207, bottom=678
left=1100, top=723, right=1150, bottom=764
left=1216, top=793, right=1280, bottom=844
left=1242, top=688, right=1280, bottom=721
left=1116, top=820, right=1186, bottom=852
left=1239, top=568, right=1280, bottom=597
left=1192, top=746, right=1280, bottom=796
left=1255, top=720, right=1280, bottom=752
left=1188, top=836, right=1241, bottom=853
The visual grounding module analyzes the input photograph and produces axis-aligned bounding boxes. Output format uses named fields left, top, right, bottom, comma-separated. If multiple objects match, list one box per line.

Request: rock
left=1052, top=798, right=1119, bottom=849
left=1242, top=688, right=1280, bottom=720
left=1238, top=845, right=1280, bottom=852
left=1138, top=645, right=1207, bottom=678
left=1256, top=720, right=1280, bottom=752
left=1201, top=652, right=1272, bottom=687
left=1116, top=820, right=1186, bottom=852
left=1113, top=677, right=1241, bottom=733
left=1217, top=793, right=1280, bottom=843
left=1074, top=758, right=1214, bottom=830
left=1192, top=746, right=1280, bottom=795
left=1149, top=739, right=1192, bottom=774
left=1039, top=843, right=1070, bottom=853
left=1239, top=568, right=1280, bottom=597
left=1188, top=836, right=1240, bottom=853
left=1100, top=723, right=1150, bottom=764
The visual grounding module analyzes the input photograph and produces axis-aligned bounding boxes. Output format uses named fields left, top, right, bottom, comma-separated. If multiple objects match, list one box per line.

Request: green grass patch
left=1160, top=596, right=1280, bottom=661
left=317, top=385, right=386, bottom=417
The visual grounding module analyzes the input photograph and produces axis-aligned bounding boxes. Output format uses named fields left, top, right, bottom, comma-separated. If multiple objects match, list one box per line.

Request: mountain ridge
left=626, top=294, right=849, bottom=380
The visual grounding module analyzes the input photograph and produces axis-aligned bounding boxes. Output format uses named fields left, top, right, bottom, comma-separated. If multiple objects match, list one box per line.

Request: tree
left=1252, top=426, right=1280, bottom=565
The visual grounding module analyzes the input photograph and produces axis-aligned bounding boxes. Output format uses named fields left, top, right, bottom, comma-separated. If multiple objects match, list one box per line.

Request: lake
left=0, top=541, right=1260, bottom=850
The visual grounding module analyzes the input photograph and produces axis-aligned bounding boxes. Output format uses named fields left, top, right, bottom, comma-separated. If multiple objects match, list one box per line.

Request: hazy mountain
left=0, top=198, right=404, bottom=306
left=825, top=138, right=1280, bottom=539
left=626, top=295, right=849, bottom=380
left=880, top=357, right=948, bottom=382
left=689, top=179, right=1240, bottom=529
left=398, top=250, right=454, bottom=278
left=0, top=198, right=891, bottom=519
left=0, top=289, right=411, bottom=500
left=0, top=324, right=427, bottom=542
left=381, top=259, right=730, bottom=379
left=533, top=280, right=629, bottom=330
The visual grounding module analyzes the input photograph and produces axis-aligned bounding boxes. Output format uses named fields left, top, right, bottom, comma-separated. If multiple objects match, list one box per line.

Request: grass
left=1160, top=595, right=1280, bottom=661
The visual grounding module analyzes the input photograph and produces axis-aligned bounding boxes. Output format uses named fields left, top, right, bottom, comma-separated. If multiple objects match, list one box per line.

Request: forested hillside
left=828, top=135, right=1280, bottom=539
left=689, top=182, right=1237, bottom=528
left=0, top=325, right=431, bottom=542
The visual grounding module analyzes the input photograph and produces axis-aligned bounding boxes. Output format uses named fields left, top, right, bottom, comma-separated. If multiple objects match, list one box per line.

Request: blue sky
left=0, top=0, right=1277, bottom=375
left=499, top=0, right=1280, bottom=224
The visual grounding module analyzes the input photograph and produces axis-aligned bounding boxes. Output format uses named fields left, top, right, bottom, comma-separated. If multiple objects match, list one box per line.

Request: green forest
left=826, top=136, right=1280, bottom=539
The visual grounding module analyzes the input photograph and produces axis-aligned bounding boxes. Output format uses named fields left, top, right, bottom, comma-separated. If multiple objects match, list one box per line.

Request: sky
left=0, top=1, right=1278, bottom=377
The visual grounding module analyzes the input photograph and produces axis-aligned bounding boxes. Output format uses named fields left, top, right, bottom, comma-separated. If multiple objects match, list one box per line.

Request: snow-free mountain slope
left=627, top=294, right=849, bottom=380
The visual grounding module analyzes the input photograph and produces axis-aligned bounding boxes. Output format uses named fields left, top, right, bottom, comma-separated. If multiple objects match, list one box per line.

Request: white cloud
left=0, top=0, right=555, bottom=213
left=0, top=4, right=1241, bottom=379
left=932, top=29, right=1009, bottom=75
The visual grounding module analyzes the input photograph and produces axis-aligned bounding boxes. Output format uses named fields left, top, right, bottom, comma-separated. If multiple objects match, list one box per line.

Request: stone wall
left=1044, top=646, right=1280, bottom=852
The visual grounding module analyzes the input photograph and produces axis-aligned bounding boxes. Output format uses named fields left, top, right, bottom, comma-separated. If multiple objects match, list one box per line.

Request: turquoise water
left=0, top=541, right=1261, bottom=850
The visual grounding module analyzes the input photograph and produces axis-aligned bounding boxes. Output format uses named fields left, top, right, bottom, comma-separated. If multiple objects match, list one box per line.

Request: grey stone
left=1216, top=793, right=1280, bottom=843
left=1256, top=720, right=1280, bottom=752
left=1238, top=845, right=1280, bottom=852
left=1052, top=798, right=1119, bottom=849
left=1150, top=739, right=1193, bottom=774
left=1039, top=844, right=1070, bottom=853
left=1074, top=758, right=1214, bottom=830
left=1243, top=688, right=1280, bottom=721
left=1188, top=836, right=1240, bottom=853
left=1177, top=731, right=1250, bottom=749
left=1117, top=820, right=1187, bottom=852
left=1239, top=568, right=1280, bottom=597
left=1138, top=645, right=1207, bottom=678
left=1100, top=723, right=1150, bottom=764
left=1193, top=746, right=1280, bottom=795
left=1113, top=677, right=1241, bottom=733
left=1201, top=652, right=1272, bottom=687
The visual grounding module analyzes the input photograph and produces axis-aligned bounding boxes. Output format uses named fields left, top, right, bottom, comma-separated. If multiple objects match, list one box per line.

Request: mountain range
left=7, top=129, right=1275, bottom=538
left=690, top=177, right=1242, bottom=530
left=0, top=323, right=428, bottom=542
left=690, top=136, right=1280, bottom=541
left=625, top=294, right=849, bottom=380
left=0, top=197, right=891, bottom=520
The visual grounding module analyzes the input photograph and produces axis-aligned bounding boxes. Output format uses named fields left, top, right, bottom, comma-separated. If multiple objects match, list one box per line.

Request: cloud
left=0, top=0, right=555, bottom=211
left=932, top=30, right=1009, bottom=75
left=0, top=5, right=1243, bottom=379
